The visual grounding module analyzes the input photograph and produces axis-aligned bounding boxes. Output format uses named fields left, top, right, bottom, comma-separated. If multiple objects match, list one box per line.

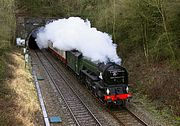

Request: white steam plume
left=36, top=17, right=121, bottom=64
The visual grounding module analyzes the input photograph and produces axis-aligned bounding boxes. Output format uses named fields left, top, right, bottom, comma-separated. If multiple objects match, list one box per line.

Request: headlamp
left=126, top=86, right=129, bottom=93
left=106, top=88, right=110, bottom=95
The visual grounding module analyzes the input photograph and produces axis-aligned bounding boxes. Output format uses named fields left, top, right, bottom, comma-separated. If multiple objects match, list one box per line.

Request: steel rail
left=108, top=106, right=148, bottom=126
left=125, top=107, right=149, bottom=126
left=34, top=50, right=81, bottom=126
left=35, top=50, right=103, bottom=126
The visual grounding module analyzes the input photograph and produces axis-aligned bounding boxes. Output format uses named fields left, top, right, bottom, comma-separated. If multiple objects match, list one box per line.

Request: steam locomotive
left=48, top=41, right=132, bottom=106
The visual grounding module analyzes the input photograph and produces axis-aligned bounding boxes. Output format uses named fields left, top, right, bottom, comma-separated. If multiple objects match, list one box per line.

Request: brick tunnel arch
left=26, top=27, right=44, bottom=49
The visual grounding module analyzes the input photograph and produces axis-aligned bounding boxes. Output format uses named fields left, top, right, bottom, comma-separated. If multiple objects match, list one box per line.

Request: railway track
left=32, top=50, right=104, bottom=126
left=108, top=107, right=148, bottom=126
left=41, top=49, right=150, bottom=126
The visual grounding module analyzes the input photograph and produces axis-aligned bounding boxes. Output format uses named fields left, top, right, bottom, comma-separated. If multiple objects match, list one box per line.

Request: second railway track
left=109, top=107, right=148, bottom=126
left=32, top=50, right=104, bottom=126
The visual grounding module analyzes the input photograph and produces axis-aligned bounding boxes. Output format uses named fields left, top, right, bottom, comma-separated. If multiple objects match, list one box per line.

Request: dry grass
left=1, top=0, right=41, bottom=124
left=0, top=47, right=41, bottom=126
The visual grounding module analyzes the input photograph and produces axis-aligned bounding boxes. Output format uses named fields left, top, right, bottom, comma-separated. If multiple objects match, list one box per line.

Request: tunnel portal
left=26, top=27, right=44, bottom=50
left=28, top=35, right=39, bottom=49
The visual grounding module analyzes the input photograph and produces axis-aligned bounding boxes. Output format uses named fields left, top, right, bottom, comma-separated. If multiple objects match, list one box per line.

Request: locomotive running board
left=81, top=70, right=100, bottom=81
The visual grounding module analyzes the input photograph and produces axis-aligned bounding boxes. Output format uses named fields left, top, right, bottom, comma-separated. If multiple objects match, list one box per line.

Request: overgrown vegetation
left=0, top=0, right=16, bottom=49
left=0, top=0, right=16, bottom=93
left=0, top=0, right=16, bottom=84
left=0, top=0, right=41, bottom=125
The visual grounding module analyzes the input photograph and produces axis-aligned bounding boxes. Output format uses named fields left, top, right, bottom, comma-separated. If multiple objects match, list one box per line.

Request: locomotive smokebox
left=98, top=62, right=128, bottom=84
left=25, top=27, right=44, bottom=49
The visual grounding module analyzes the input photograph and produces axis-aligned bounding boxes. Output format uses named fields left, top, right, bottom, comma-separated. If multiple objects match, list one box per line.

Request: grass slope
left=0, top=48, right=41, bottom=126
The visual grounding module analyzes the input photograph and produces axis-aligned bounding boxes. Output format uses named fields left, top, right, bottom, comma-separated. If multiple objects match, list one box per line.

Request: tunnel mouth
left=26, top=27, right=44, bottom=50
left=28, top=34, right=39, bottom=49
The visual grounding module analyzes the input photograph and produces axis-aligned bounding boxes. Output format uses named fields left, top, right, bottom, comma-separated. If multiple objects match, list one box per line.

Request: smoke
left=36, top=17, right=121, bottom=64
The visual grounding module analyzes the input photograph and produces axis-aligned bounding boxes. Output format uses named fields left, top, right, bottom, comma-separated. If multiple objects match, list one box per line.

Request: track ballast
left=32, top=50, right=104, bottom=126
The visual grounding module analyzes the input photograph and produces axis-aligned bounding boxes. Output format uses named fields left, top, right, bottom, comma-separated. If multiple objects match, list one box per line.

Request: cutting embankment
left=0, top=48, right=42, bottom=126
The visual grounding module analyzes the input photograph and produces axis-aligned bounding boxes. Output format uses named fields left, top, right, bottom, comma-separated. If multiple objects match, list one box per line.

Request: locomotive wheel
left=94, top=90, right=99, bottom=98
left=90, top=87, right=94, bottom=93
left=79, top=72, right=85, bottom=84
left=94, top=91, right=98, bottom=98
left=85, top=77, right=92, bottom=90
left=121, top=100, right=126, bottom=107
left=85, top=82, right=90, bottom=90
left=95, top=90, right=103, bottom=99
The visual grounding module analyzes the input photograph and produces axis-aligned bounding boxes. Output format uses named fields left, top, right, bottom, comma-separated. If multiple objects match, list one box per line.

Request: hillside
left=0, top=1, right=41, bottom=125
